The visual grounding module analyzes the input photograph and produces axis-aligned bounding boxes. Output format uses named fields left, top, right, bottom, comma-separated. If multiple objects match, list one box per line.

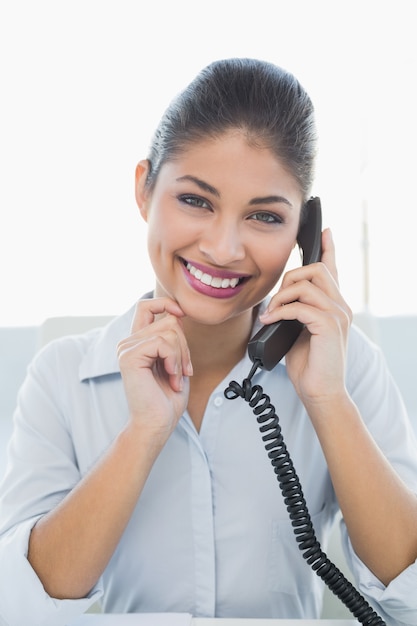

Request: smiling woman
left=1, top=56, right=417, bottom=626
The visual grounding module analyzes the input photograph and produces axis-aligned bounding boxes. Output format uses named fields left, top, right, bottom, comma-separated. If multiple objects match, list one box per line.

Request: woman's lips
left=181, top=259, right=250, bottom=298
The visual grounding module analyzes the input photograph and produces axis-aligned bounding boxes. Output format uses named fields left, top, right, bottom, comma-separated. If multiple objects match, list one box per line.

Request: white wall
left=1, top=0, right=417, bottom=327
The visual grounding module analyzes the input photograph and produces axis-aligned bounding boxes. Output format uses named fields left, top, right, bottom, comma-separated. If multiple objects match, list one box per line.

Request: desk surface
left=194, top=621, right=358, bottom=626
left=195, top=622, right=358, bottom=625
left=68, top=614, right=359, bottom=626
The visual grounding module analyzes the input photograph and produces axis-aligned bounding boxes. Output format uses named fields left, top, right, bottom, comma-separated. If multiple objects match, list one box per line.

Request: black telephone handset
left=248, top=196, right=322, bottom=370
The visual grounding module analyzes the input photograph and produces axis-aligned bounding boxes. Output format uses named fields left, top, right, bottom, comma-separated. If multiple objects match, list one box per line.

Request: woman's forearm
left=27, top=423, right=162, bottom=600
left=309, top=394, right=417, bottom=586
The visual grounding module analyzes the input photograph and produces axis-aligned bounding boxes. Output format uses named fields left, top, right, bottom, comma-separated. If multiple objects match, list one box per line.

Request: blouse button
left=213, top=396, right=223, bottom=407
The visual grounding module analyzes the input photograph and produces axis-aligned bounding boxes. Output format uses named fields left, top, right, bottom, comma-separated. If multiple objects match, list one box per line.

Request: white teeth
left=186, top=262, right=242, bottom=289
left=201, top=273, right=212, bottom=285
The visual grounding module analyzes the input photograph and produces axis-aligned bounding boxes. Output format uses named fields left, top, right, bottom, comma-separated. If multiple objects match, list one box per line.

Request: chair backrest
left=354, top=312, right=417, bottom=426
left=0, top=316, right=114, bottom=481
left=37, top=315, right=114, bottom=348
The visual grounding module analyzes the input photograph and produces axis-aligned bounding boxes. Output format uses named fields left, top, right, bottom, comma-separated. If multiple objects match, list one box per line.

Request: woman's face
left=136, top=130, right=303, bottom=326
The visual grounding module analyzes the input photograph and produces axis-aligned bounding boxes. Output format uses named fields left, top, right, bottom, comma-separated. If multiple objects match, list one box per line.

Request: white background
left=1, top=0, right=416, bottom=326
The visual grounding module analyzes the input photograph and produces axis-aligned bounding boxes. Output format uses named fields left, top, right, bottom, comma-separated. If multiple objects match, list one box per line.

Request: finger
left=119, top=330, right=186, bottom=392
left=131, top=297, right=185, bottom=333
left=152, top=332, right=186, bottom=392
left=158, top=325, right=193, bottom=379
left=156, top=316, right=193, bottom=377
left=119, top=316, right=193, bottom=380
left=270, top=279, right=336, bottom=311
left=260, top=298, right=350, bottom=340
left=261, top=278, right=351, bottom=328
left=278, top=262, right=342, bottom=307
left=262, top=284, right=339, bottom=328
left=320, top=228, right=339, bottom=285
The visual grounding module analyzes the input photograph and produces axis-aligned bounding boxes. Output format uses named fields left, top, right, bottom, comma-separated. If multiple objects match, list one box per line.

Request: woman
left=1, top=58, right=417, bottom=626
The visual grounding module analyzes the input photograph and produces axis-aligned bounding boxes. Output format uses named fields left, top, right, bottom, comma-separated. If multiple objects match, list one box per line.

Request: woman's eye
left=250, top=212, right=283, bottom=224
left=179, top=194, right=211, bottom=210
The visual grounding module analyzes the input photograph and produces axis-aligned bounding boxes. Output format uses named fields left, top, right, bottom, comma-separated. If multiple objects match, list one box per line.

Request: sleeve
left=341, top=523, right=417, bottom=626
left=340, top=325, right=417, bottom=626
left=0, top=520, right=102, bottom=626
left=0, top=342, right=103, bottom=626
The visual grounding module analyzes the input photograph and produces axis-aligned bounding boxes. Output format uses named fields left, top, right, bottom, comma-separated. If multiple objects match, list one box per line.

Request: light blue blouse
left=1, top=301, right=417, bottom=626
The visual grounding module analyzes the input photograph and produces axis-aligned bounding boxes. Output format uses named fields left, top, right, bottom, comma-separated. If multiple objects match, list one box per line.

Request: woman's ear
left=135, top=160, right=151, bottom=221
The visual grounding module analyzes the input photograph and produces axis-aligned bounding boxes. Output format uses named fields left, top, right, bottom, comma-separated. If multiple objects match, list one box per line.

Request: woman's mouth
left=185, top=261, right=244, bottom=289
left=181, top=259, right=249, bottom=298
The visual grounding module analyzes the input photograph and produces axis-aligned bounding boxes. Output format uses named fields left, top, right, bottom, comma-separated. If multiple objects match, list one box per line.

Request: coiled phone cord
left=224, top=361, right=386, bottom=626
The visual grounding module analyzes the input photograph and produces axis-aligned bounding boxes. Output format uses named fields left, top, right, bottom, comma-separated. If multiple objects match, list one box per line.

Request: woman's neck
left=182, top=308, right=256, bottom=378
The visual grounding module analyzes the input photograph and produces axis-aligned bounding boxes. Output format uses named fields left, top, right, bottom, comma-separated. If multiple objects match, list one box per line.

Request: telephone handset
left=224, top=196, right=386, bottom=625
left=248, top=196, right=322, bottom=370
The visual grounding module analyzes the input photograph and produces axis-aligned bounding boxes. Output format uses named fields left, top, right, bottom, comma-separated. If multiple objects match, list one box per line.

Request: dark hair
left=146, top=58, right=317, bottom=202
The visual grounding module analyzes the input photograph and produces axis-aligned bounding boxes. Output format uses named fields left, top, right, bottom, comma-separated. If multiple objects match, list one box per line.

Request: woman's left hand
left=259, top=228, right=352, bottom=408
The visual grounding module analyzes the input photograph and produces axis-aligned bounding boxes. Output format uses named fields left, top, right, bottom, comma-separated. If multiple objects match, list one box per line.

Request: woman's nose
left=198, top=219, right=245, bottom=266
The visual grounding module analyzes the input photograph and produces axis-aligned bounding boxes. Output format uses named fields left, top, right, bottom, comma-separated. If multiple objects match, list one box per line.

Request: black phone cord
left=224, top=366, right=386, bottom=626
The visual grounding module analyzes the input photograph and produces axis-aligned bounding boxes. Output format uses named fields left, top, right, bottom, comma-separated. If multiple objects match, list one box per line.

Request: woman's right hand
left=117, top=297, right=193, bottom=442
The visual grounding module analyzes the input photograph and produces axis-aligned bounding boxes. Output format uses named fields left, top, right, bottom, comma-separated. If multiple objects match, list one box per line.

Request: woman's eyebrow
left=176, top=175, right=220, bottom=197
left=249, top=195, right=293, bottom=208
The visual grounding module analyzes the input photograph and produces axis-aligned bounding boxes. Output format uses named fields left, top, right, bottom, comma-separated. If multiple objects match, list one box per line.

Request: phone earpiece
left=297, top=196, right=322, bottom=266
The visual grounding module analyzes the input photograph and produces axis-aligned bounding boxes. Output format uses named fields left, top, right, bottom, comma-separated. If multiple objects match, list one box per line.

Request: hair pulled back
left=146, top=58, right=317, bottom=202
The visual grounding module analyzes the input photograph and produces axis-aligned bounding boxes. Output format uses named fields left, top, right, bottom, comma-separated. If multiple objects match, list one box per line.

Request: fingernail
left=259, top=309, right=271, bottom=320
